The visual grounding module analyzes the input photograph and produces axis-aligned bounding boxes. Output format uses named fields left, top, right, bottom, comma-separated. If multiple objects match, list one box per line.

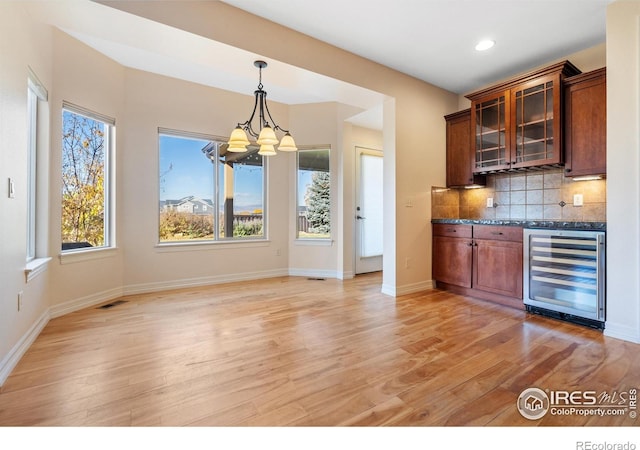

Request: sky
left=159, top=134, right=264, bottom=212
left=159, top=134, right=316, bottom=211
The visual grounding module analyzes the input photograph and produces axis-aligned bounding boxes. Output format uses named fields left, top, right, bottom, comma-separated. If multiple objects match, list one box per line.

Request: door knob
left=356, top=215, right=366, bottom=220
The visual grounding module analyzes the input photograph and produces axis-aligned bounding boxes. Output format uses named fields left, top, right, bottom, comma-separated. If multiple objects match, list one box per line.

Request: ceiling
left=220, top=0, right=611, bottom=95
left=27, top=0, right=611, bottom=130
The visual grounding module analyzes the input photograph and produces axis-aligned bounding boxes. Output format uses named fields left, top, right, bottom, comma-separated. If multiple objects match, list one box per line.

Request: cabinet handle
left=565, top=168, right=572, bottom=173
left=467, top=242, right=473, bottom=246
left=446, top=228, right=457, bottom=233
left=491, top=231, right=503, bottom=235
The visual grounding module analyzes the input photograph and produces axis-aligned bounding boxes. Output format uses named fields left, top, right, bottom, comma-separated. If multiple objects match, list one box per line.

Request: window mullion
left=213, top=142, right=220, bottom=240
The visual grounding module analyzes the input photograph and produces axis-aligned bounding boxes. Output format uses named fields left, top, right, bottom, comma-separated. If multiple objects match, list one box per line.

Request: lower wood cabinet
left=432, top=223, right=523, bottom=309
left=432, top=224, right=472, bottom=288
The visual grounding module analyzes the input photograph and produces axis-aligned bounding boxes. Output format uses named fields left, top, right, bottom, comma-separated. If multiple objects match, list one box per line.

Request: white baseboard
left=288, top=268, right=340, bottom=279
left=0, top=309, right=50, bottom=387
left=123, top=269, right=289, bottom=296
left=380, top=283, right=396, bottom=297
left=289, top=270, right=354, bottom=280
left=338, top=271, right=354, bottom=280
left=604, top=322, right=640, bottom=343
left=381, top=279, right=434, bottom=297
left=397, top=280, right=434, bottom=296
left=50, top=286, right=124, bottom=319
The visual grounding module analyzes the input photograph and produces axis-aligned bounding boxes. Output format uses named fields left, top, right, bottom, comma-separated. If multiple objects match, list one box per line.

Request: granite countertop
left=431, top=218, right=606, bottom=231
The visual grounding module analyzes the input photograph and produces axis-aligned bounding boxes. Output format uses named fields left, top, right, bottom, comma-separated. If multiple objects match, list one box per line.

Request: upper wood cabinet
left=564, top=67, right=606, bottom=177
left=444, top=109, right=485, bottom=187
left=467, top=61, right=581, bottom=174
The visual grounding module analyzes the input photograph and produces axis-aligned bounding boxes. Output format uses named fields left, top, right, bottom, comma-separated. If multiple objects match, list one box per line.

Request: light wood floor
left=1, top=273, right=638, bottom=426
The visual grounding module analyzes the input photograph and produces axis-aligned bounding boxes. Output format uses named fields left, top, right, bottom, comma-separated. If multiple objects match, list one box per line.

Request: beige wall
left=0, top=3, right=53, bottom=383
left=47, top=30, right=126, bottom=314
left=605, top=0, right=640, bottom=342
left=287, top=102, right=340, bottom=278
left=121, top=68, right=291, bottom=292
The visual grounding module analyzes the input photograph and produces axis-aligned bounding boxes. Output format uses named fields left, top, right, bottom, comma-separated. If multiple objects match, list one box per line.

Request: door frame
left=354, top=146, right=384, bottom=275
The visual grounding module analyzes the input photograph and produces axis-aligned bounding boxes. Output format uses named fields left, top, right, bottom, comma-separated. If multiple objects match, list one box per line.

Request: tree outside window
left=61, top=106, right=112, bottom=251
left=297, top=148, right=330, bottom=239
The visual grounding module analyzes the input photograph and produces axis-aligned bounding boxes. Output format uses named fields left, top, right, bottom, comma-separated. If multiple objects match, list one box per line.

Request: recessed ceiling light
left=475, top=40, right=495, bottom=51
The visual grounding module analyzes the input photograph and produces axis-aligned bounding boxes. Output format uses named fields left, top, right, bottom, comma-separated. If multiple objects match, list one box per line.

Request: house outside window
left=297, top=148, right=331, bottom=239
left=158, top=129, right=265, bottom=243
left=61, top=103, right=114, bottom=252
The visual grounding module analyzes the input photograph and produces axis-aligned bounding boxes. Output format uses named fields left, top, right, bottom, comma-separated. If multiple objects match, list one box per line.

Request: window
left=26, top=69, right=48, bottom=264
left=297, top=148, right=330, bottom=239
left=61, top=103, right=114, bottom=251
left=158, top=129, right=265, bottom=243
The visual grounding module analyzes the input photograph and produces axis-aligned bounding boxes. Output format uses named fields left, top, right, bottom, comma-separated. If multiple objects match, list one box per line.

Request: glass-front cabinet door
left=511, top=74, right=561, bottom=168
left=472, top=92, right=510, bottom=172
left=469, top=61, right=579, bottom=174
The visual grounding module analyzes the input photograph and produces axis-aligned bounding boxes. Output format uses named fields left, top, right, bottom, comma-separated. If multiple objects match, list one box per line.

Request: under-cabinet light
left=572, top=175, right=603, bottom=182
left=464, top=184, right=485, bottom=189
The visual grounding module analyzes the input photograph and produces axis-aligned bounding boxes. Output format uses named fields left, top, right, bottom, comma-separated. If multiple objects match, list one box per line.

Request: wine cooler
left=523, top=228, right=605, bottom=329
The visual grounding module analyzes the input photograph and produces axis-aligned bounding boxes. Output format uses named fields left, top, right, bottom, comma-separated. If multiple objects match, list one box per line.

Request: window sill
left=59, top=247, right=118, bottom=265
left=294, top=238, right=334, bottom=246
left=155, top=239, right=270, bottom=252
left=24, top=257, right=52, bottom=283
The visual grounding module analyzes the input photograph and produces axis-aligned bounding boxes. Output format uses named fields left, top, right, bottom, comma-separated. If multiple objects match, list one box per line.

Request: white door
left=355, top=147, right=383, bottom=274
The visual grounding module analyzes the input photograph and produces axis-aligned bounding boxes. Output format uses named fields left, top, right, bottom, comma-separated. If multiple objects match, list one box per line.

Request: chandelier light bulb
left=277, top=133, right=298, bottom=152
left=258, top=144, right=277, bottom=156
left=257, top=125, right=279, bottom=146
left=227, top=126, right=250, bottom=149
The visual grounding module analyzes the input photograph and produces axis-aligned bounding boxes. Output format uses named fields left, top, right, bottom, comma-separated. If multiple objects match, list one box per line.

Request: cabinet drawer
left=433, top=223, right=472, bottom=238
left=473, top=225, right=522, bottom=242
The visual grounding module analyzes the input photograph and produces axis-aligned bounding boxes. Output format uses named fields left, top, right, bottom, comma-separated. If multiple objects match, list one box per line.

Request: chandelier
left=227, top=60, right=297, bottom=156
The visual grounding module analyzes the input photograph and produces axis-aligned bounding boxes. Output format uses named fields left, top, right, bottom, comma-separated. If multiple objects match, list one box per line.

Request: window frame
left=295, top=146, right=331, bottom=241
left=25, top=68, right=52, bottom=281
left=157, top=128, right=268, bottom=246
left=26, top=79, right=39, bottom=261
left=60, top=102, right=115, bottom=254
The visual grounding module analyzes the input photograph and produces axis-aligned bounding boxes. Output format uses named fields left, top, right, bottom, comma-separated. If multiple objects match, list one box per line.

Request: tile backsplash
left=432, top=168, right=606, bottom=221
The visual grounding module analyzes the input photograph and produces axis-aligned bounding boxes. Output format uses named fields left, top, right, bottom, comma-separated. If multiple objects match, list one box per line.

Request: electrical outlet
left=573, top=194, right=584, bottom=207
left=18, top=291, right=23, bottom=311
left=486, top=197, right=494, bottom=208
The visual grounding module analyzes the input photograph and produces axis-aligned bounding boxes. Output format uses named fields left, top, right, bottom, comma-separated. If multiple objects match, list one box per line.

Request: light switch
left=573, top=194, right=583, bottom=207
left=486, top=197, right=494, bottom=208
